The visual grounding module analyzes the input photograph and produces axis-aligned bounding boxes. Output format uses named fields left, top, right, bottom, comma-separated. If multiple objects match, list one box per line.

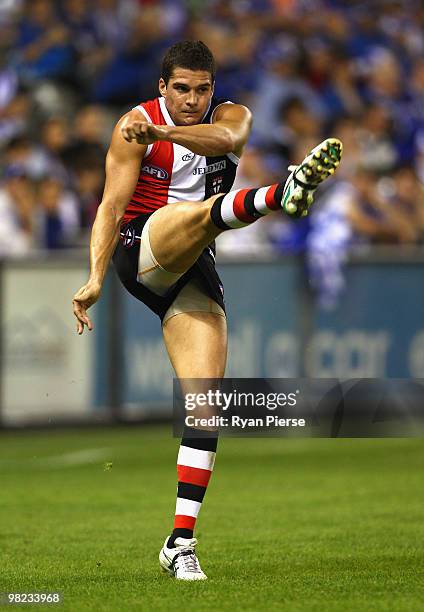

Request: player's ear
left=159, top=78, right=167, bottom=97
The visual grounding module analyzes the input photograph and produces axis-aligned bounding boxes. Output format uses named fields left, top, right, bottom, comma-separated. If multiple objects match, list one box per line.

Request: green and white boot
left=282, top=138, right=343, bottom=218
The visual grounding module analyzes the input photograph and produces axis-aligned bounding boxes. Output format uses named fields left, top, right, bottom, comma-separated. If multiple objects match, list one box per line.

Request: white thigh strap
left=137, top=217, right=183, bottom=296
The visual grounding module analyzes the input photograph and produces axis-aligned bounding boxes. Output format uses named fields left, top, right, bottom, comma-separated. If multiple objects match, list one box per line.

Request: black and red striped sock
left=168, top=427, right=218, bottom=548
left=210, top=182, right=285, bottom=230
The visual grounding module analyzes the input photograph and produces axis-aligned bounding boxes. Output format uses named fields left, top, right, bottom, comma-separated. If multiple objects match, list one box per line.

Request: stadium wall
left=2, top=250, right=424, bottom=426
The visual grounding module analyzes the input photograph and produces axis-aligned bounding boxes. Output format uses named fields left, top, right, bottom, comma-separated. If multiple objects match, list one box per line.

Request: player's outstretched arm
left=121, top=103, right=252, bottom=157
left=72, top=115, right=147, bottom=335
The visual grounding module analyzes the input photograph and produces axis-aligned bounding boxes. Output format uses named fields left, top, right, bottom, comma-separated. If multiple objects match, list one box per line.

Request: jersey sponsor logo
left=142, top=164, right=169, bottom=180
left=182, top=152, right=195, bottom=161
left=193, top=160, right=226, bottom=176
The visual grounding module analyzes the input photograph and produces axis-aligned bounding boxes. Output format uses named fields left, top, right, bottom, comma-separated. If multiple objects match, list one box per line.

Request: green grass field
left=0, top=427, right=423, bottom=611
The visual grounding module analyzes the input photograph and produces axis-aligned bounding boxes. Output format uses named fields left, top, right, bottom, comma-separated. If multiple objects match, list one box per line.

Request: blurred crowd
left=1, top=0, right=424, bottom=301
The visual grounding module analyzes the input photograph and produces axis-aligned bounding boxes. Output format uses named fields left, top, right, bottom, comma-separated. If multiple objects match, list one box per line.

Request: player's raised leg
left=148, top=138, right=343, bottom=276
left=159, top=311, right=227, bottom=580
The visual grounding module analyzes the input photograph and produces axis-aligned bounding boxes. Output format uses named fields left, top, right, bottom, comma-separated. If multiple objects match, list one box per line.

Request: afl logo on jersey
left=182, top=152, right=195, bottom=161
left=142, top=164, right=169, bottom=180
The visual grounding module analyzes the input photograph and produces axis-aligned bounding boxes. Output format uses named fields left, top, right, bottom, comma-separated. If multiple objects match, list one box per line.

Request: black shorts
left=112, top=212, right=226, bottom=322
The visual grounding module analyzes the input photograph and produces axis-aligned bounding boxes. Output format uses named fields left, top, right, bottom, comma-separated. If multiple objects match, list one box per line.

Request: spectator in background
left=37, top=115, right=71, bottom=183
left=408, top=58, right=424, bottom=133
left=306, top=181, right=352, bottom=310
left=363, top=48, right=413, bottom=158
left=251, top=35, right=326, bottom=146
left=92, top=0, right=132, bottom=50
left=223, top=30, right=258, bottom=103
left=329, top=115, right=362, bottom=181
left=356, top=103, right=398, bottom=173
left=0, top=164, right=34, bottom=256
left=62, top=0, right=136, bottom=93
left=304, top=39, right=335, bottom=94
left=347, top=8, right=389, bottom=59
left=0, top=18, right=19, bottom=113
left=378, top=0, right=424, bottom=61
left=61, top=0, right=103, bottom=89
left=35, top=175, right=80, bottom=249
left=269, top=96, right=321, bottom=167
left=2, top=135, right=47, bottom=180
left=64, top=104, right=109, bottom=164
left=0, top=87, right=32, bottom=144
left=61, top=105, right=109, bottom=227
left=0, top=0, right=23, bottom=23
left=415, top=130, right=424, bottom=184
left=390, top=166, right=424, bottom=243
left=13, top=0, right=74, bottom=82
left=319, top=54, right=364, bottom=121
left=306, top=165, right=422, bottom=309
left=320, top=7, right=350, bottom=50
left=61, top=0, right=98, bottom=54
left=364, top=48, right=403, bottom=107
left=91, top=2, right=186, bottom=104
left=191, top=21, right=260, bottom=104
left=346, top=168, right=416, bottom=244
left=72, top=161, right=103, bottom=230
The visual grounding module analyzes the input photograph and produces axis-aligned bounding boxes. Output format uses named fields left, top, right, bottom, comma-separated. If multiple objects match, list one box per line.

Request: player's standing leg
left=158, top=311, right=227, bottom=580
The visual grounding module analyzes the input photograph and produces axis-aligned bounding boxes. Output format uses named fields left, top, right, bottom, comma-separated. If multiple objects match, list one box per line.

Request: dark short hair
left=161, top=40, right=216, bottom=84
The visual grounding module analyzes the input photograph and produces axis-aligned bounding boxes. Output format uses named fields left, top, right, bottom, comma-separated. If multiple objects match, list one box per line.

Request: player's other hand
left=72, top=281, right=101, bottom=335
left=121, top=112, right=166, bottom=145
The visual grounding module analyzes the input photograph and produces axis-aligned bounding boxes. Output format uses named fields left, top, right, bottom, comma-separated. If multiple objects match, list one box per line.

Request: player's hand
left=72, top=281, right=101, bottom=335
left=121, top=115, right=166, bottom=145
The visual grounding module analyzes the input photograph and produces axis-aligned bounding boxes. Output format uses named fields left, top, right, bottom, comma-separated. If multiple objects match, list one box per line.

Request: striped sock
left=168, top=427, right=218, bottom=547
left=210, top=182, right=285, bottom=230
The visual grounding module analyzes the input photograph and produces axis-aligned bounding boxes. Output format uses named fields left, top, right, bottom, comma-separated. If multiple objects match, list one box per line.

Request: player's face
left=159, top=69, right=214, bottom=126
